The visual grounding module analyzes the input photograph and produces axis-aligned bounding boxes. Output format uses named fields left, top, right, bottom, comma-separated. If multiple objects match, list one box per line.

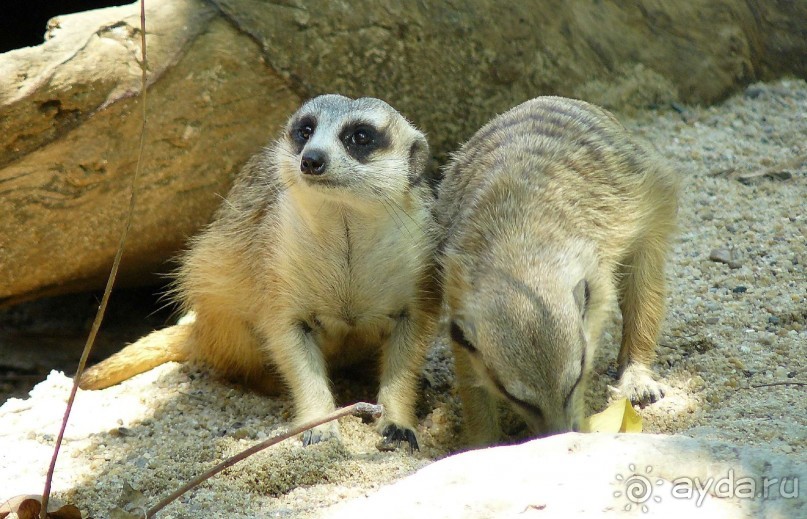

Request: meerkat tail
left=78, top=323, right=190, bottom=390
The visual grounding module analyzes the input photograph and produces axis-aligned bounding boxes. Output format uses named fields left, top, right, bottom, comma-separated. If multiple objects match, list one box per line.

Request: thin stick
left=40, top=2, right=149, bottom=517
left=749, top=381, right=806, bottom=389
left=145, top=402, right=383, bottom=518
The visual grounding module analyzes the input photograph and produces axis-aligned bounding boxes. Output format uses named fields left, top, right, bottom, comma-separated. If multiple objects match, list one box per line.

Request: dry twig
left=144, top=403, right=383, bottom=518
left=748, top=381, right=806, bottom=389
left=39, top=1, right=149, bottom=517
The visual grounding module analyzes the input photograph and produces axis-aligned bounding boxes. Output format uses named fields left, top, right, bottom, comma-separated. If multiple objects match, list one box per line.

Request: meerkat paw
left=376, top=423, right=419, bottom=453
left=301, top=422, right=340, bottom=447
left=614, top=363, right=665, bottom=407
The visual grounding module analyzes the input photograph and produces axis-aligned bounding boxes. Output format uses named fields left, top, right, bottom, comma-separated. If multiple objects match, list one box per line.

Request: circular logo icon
left=623, top=473, right=653, bottom=504
left=614, top=464, right=663, bottom=513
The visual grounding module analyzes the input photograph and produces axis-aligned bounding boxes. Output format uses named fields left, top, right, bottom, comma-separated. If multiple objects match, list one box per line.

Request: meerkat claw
left=617, top=363, right=666, bottom=407
left=631, top=384, right=665, bottom=407
left=377, top=424, right=419, bottom=453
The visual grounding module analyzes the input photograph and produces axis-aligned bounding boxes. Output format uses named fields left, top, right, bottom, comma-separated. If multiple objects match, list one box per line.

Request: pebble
left=745, top=85, right=766, bottom=99
left=709, top=248, right=743, bottom=269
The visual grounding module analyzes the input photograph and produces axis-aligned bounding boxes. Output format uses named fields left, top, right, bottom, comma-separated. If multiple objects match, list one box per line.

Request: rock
left=745, top=85, right=766, bottom=99
left=710, top=248, right=743, bottom=269
left=0, top=0, right=301, bottom=306
left=322, top=433, right=806, bottom=518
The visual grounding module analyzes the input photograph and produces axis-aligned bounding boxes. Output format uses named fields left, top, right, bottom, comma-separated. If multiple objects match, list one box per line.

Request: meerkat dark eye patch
left=511, top=395, right=544, bottom=420
left=564, top=349, right=586, bottom=410
left=291, top=116, right=317, bottom=152
left=351, top=127, right=372, bottom=146
left=340, top=122, right=389, bottom=163
left=450, top=321, right=477, bottom=353
left=573, top=278, right=589, bottom=318
left=489, top=373, right=544, bottom=420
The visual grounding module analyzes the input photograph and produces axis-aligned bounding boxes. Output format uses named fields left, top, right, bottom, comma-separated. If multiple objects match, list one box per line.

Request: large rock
left=1, top=0, right=805, bottom=304
left=213, top=0, right=807, bottom=153
left=0, top=0, right=301, bottom=305
left=323, top=433, right=806, bottom=518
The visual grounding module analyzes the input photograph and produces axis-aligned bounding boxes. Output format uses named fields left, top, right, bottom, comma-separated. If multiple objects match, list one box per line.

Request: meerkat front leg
left=617, top=242, right=669, bottom=406
left=453, top=346, right=501, bottom=448
left=376, top=311, right=431, bottom=452
left=266, top=323, right=338, bottom=445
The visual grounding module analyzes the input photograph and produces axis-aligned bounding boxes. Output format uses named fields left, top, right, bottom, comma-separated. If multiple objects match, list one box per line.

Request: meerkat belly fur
left=436, top=96, right=679, bottom=447
left=80, top=95, right=440, bottom=450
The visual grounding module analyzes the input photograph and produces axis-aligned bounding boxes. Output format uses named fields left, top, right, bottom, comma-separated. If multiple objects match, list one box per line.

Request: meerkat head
left=448, top=262, right=590, bottom=436
left=275, top=94, right=430, bottom=207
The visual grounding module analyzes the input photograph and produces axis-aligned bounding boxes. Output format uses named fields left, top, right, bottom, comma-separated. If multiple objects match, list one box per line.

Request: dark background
left=1, top=0, right=127, bottom=53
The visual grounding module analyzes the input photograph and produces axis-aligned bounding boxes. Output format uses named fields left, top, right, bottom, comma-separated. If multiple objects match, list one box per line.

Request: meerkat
left=80, top=94, right=440, bottom=451
left=436, top=96, right=679, bottom=447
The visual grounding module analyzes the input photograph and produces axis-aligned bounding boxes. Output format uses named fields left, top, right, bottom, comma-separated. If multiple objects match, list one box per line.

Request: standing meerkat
left=436, top=96, right=679, bottom=447
left=80, top=95, right=440, bottom=450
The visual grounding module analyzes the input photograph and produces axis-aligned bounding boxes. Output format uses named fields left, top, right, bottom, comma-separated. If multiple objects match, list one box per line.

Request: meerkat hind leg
left=187, top=308, right=285, bottom=395
left=616, top=242, right=669, bottom=406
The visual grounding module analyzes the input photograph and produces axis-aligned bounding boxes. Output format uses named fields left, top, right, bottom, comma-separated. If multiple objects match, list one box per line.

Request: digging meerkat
left=80, top=95, right=440, bottom=451
left=436, top=96, right=679, bottom=447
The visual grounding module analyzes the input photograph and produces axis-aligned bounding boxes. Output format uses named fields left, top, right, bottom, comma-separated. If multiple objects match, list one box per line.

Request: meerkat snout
left=449, top=272, right=588, bottom=442
left=300, top=149, right=327, bottom=175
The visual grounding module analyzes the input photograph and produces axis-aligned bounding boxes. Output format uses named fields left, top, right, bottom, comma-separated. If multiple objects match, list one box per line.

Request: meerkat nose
left=301, top=150, right=327, bottom=175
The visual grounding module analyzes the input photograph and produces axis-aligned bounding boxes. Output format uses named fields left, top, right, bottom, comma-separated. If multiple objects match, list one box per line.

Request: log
left=1, top=0, right=805, bottom=305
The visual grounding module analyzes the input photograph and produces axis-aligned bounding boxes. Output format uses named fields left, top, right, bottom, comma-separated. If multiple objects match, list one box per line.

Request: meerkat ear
left=407, top=134, right=432, bottom=186
left=573, top=279, right=589, bottom=318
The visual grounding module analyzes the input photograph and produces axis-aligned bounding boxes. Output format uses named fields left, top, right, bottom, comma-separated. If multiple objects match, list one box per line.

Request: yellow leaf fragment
left=583, top=398, right=642, bottom=433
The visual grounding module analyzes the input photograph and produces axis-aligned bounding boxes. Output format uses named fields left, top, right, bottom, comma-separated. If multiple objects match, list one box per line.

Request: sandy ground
left=0, top=78, right=805, bottom=518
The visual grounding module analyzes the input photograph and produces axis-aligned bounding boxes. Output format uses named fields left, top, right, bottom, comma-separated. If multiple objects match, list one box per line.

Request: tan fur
left=436, top=96, right=679, bottom=447
left=80, top=95, right=440, bottom=449
left=78, top=324, right=189, bottom=390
